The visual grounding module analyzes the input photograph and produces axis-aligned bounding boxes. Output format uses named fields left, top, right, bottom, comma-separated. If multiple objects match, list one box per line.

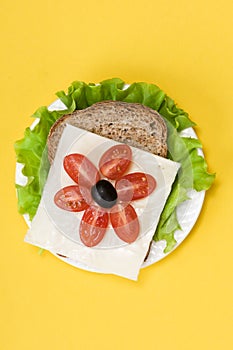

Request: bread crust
left=47, top=101, right=167, bottom=164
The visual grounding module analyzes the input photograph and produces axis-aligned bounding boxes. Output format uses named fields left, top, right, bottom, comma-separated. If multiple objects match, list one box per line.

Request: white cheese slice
left=25, top=124, right=180, bottom=280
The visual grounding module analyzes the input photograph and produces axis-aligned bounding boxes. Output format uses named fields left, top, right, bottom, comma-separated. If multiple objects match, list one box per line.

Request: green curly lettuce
left=14, top=78, right=215, bottom=252
left=155, top=125, right=215, bottom=252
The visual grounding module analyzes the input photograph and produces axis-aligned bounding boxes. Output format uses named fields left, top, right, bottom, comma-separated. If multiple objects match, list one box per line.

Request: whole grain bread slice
left=47, top=101, right=167, bottom=164
left=47, top=100, right=167, bottom=262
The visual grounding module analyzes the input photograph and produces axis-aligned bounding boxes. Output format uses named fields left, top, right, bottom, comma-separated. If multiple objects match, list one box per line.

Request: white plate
left=16, top=99, right=205, bottom=272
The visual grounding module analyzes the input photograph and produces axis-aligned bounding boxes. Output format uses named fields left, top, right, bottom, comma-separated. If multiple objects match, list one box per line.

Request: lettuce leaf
left=15, top=108, right=59, bottom=219
left=155, top=179, right=190, bottom=253
left=15, top=78, right=215, bottom=251
left=154, top=124, right=215, bottom=252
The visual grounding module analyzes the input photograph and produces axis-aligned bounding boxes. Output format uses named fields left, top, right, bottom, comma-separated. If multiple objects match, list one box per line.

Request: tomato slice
left=110, top=204, right=139, bottom=243
left=115, top=172, right=156, bottom=201
left=64, top=154, right=100, bottom=188
left=54, top=185, right=89, bottom=212
left=79, top=206, right=109, bottom=247
left=99, top=144, right=132, bottom=180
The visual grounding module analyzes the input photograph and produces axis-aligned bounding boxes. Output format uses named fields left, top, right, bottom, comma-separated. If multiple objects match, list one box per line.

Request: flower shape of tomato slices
left=54, top=144, right=156, bottom=247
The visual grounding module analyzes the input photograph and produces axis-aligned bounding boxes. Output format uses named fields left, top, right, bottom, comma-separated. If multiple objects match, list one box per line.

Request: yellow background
left=1, top=1, right=232, bottom=349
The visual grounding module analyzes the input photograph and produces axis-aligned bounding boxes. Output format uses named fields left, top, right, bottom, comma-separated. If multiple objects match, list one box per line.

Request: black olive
left=91, top=180, right=118, bottom=208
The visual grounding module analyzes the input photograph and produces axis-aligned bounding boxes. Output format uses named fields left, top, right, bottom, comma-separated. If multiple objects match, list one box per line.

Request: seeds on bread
left=47, top=101, right=167, bottom=164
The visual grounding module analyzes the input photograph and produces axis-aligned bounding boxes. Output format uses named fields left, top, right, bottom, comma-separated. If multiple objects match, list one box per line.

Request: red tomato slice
left=64, top=154, right=100, bottom=188
left=99, top=144, right=132, bottom=180
left=79, top=206, right=109, bottom=247
left=54, top=185, right=89, bottom=212
left=115, top=172, right=156, bottom=201
left=110, top=204, right=139, bottom=243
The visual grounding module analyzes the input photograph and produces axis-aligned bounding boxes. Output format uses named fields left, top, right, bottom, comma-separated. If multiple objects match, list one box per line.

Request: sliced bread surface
left=47, top=101, right=167, bottom=164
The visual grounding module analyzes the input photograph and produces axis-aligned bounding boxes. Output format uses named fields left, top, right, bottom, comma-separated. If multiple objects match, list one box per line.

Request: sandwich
left=15, top=78, right=215, bottom=280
